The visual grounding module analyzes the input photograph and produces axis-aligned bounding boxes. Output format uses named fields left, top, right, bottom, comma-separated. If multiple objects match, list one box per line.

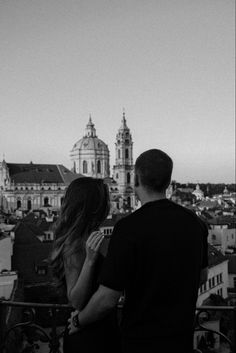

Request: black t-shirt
left=99, top=199, right=208, bottom=340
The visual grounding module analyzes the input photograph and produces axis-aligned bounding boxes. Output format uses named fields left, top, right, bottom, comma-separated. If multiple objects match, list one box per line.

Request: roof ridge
left=56, top=165, right=65, bottom=183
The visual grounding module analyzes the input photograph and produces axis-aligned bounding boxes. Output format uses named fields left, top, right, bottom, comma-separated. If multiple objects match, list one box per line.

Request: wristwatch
left=72, top=313, right=82, bottom=330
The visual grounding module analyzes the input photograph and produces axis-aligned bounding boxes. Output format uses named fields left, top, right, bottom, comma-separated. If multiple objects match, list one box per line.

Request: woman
left=50, top=177, right=121, bottom=353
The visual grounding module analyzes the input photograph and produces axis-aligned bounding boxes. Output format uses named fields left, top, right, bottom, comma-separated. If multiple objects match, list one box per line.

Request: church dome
left=72, top=136, right=108, bottom=152
left=71, top=116, right=109, bottom=153
left=70, top=116, right=110, bottom=178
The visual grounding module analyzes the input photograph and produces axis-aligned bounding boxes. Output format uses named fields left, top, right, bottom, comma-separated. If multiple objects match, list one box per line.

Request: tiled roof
left=7, top=163, right=82, bottom=185
left=14, top=222, right=41, bottom=244
left=209, top=216, right=236, bottom=226
left=208, top=244, right=228, bottom=268
left=101, top=213, right=128, bottom=227
left=198, top=200, right=219, bottom=208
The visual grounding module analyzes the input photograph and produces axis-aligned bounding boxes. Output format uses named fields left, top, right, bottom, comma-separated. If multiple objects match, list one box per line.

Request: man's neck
left=140, top=192, right=166, bottom=206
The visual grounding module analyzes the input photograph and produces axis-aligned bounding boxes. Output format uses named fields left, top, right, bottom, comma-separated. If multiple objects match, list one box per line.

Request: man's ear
left=135, top=174, right=139, bottom=187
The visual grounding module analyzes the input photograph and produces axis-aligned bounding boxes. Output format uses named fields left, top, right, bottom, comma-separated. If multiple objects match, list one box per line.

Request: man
left=69, top=149, right=208, bottom=353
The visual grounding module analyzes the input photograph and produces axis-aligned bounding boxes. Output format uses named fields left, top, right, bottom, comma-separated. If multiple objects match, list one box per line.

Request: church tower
left=113, top=111, right=135, bottom=210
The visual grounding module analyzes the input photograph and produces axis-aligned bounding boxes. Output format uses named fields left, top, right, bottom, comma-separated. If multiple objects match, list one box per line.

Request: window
left=61, top=197, right=64, bottom=206
left=27, top=199, right=32, bottom=210
left=83, top=160, right=88, bottom=174
left=127, top=172, right=130, bottom=184
left=209, top=278, right=212, bottom=289
left=127, top=196, right=131, bottom=207
left=17, top=200, right=21, bottom=209
left=118, top=150, right=121, bottom=159
left=212, top=277, right=215, bottom=287
left=219, top=273, right=222, bottom=283
left=97, top=160, right=101, bottom=173
left=116, top=173, right=119, bottom=179
left=44, top=197, right=49, bottom=206
left=125, top=149, right=129, bottom=158
left=233, top=277, right=236, bottom=288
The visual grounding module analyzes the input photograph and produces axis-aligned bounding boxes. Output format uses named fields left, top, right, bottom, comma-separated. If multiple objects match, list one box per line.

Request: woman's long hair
left=50, top=177, right=110, bottom=292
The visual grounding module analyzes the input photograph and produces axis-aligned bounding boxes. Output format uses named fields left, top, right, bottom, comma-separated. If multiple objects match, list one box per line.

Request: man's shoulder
left=173, top=202, right=208, bottom=231
left=113, top=208, right=144, bottom=233
left=115, top=210, right=139, bottom=227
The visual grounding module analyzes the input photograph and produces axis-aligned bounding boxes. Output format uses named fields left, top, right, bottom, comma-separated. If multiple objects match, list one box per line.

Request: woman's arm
left=64, top=231, right=104, bottom=310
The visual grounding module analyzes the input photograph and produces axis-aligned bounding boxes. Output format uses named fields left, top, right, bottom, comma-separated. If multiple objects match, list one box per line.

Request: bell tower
left=113, top=110, right=135, bottom=210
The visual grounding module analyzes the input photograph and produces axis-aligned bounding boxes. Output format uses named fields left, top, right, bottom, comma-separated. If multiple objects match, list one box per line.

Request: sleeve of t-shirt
left=99, top=220, right=134, bottom=291
left=201, top=220, right=209, bottom=269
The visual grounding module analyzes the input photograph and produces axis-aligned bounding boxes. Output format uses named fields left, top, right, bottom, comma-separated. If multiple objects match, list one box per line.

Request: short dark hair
left=135, top=149, right=173, bottom=192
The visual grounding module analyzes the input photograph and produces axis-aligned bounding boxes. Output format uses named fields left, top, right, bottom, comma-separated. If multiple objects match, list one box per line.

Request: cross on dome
left=85, top=115, right=97, bottom=137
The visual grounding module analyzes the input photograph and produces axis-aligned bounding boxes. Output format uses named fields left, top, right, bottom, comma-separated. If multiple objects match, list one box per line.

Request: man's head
left=135, top=149, right=173, bottom=196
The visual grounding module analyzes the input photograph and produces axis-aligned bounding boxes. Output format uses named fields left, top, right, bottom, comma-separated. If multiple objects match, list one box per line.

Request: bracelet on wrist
left=72, top=313, right=82, bottom=330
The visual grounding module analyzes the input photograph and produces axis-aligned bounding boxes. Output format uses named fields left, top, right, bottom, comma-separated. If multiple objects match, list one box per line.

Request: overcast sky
left=0, top=0, right=235, bottom=183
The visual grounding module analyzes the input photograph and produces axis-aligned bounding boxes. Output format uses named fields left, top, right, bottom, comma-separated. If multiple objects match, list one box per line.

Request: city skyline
left=0, top=0, right=235, bottom=183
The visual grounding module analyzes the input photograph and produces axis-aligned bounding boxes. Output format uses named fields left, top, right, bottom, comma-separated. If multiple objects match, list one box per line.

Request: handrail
left=0, top=301, right=235, bottom=353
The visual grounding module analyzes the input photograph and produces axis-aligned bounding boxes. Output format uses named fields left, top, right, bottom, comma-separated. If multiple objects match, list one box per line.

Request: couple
left=51, top=149, right=208, bottom=353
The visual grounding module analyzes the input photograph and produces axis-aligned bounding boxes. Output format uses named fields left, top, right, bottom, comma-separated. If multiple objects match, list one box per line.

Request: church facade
left=0, top=161, right=79, bottom=213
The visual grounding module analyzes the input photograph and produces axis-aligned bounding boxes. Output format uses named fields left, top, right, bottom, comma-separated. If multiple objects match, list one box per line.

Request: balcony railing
left=0, top=300, right=235, bottom=353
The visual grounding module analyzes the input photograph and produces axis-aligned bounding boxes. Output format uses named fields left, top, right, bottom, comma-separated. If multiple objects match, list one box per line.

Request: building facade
left=197, top=245, right=229, bottom=306
left=0, top=162, right=80, bottom=212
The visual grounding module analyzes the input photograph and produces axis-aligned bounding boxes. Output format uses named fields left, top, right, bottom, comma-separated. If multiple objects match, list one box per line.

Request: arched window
left=44, top=197, right=49, bottom=206
left=27, top=199, right=32, bottom=210
left=97, top=160, right=101, bottom=173
left=127, top=196, right=131, bottom=207
left=118, top=150, right=121, bottom=159
left=127, top=172, right=130, bottom=184
left=125, top=149, right=129, bottom=158
left=17, top=200, right=21, bottom=209
left=83, top=160, right=88, bottom=174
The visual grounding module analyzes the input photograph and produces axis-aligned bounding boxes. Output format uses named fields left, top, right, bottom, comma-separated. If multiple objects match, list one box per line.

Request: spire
left=120, top=108, right=128, bottom=130
left=85, top=115, right=97, bottom=137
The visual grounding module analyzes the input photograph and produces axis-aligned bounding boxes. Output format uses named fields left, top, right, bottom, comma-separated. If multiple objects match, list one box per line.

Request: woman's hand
left=85, top=231, right=104, bottom=264
left=68, top=310, right=80, bottom=335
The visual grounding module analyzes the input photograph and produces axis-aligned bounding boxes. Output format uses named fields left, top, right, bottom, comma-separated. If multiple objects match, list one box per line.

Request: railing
left=0, top=301, right=235, bottom=353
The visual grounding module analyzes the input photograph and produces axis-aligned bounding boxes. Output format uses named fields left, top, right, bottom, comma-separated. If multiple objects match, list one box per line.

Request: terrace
left=0, top=301, right=235, bottom=353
